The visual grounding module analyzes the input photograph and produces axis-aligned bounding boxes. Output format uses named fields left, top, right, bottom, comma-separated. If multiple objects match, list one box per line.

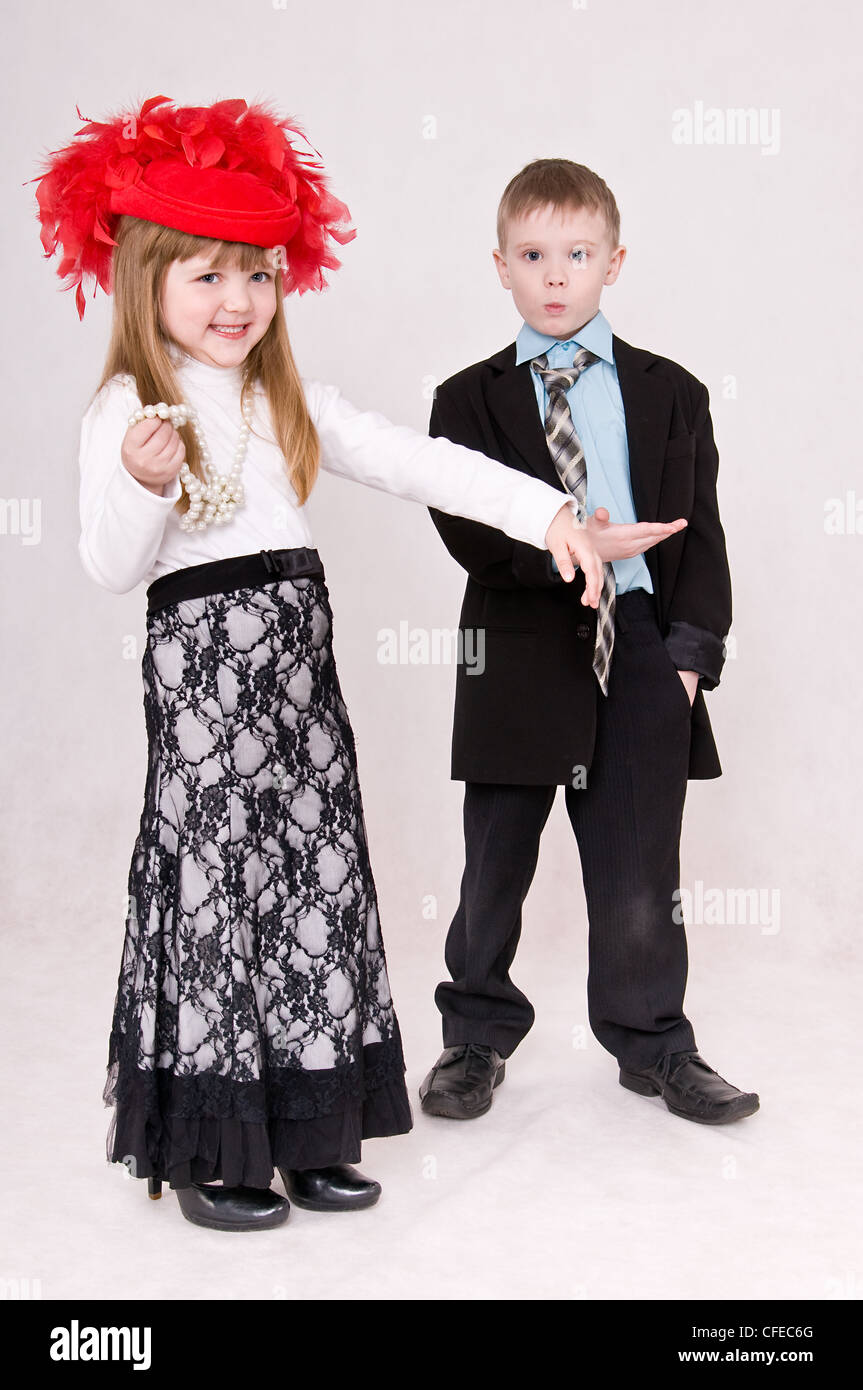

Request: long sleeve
left=78, top=378, right=183, bottom=594
left=427, top=378, right=570, bottom=590
left=307, top=378, right=566, bottom=551
left=662, top=383, right=731, bottom=689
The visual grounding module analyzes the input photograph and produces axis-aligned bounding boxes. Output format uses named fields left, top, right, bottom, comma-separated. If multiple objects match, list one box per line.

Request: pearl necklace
left=126, top=397, right=250, bottom=532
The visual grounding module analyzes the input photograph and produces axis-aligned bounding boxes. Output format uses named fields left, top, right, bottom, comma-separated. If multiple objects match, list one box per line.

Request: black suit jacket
left=428, top=335, right=732, bottom=784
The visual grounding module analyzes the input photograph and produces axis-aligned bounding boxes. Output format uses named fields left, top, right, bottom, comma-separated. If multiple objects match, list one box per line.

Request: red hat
left=31, top=95, right=356, bottom=319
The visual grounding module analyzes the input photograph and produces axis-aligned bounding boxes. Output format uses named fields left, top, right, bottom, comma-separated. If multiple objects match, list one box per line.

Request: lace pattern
left=103, top=573, right=409, bottom=1175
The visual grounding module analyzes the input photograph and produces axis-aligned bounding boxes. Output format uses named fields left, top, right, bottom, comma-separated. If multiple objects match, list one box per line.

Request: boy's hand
left=545, top=504, right=603, bottom=607
left=121, top=418, right=186, bottom=497
left=585, top=505, right=687, bottom=560
left=677, top=669, right=699, bottom=705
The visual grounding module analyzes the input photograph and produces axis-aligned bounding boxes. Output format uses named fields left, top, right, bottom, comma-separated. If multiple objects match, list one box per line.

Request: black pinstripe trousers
left=434, top=589, right=699, bottom=1072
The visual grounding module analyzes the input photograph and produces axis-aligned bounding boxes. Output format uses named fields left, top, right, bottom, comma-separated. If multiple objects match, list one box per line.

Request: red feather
left=31, top=94, right=356, bottom=316
left=198, top=137, right=225, bottom=168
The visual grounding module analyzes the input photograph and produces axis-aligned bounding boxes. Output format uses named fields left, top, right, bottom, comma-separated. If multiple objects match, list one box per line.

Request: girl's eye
left=524, top=250, right=541, bottom=262
left=197, top=270, right=271, bottom=283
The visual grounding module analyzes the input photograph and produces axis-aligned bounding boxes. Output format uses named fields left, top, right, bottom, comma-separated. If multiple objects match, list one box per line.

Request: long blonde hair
left=95, top=216, right=321, bottom=508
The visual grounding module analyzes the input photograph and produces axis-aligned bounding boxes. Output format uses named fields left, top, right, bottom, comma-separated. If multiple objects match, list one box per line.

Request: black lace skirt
left=103, top=548, right=412, bottom=1190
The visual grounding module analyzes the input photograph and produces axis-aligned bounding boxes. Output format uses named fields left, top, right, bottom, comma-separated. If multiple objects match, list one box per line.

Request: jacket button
left=576, top=623, right=591, bottom=640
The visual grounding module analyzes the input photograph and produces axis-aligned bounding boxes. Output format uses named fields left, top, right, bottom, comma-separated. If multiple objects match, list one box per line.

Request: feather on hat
left=30, top=95, right=356, bottom=318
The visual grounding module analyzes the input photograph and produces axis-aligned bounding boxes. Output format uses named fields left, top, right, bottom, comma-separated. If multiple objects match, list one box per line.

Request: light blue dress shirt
left=516, top=310, right=652, bottom=595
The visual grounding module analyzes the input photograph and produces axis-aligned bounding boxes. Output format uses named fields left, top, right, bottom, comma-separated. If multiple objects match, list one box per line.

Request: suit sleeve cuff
left=664, top=621, right=726, bottom=689
left=512, top=542, right=564, bottom=586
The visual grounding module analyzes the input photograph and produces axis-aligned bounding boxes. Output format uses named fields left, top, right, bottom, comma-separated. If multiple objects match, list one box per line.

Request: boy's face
left=493, top=202, right=625, bottom=340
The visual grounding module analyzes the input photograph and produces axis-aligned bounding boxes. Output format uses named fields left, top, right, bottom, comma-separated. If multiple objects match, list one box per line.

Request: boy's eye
left=522, top=249, right=588, bottom=263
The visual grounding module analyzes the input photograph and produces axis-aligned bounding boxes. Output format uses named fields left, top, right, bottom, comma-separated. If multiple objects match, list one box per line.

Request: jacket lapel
left=611, top=335, right=674, bottom=525
left=484, top=345, right=565, bottom=493
left=485, top=337, right=676, bottom=520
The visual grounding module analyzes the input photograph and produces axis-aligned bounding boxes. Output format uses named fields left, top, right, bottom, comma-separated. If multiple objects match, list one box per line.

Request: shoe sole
left=419, top=1062, right=506, bottom=1120
left=177, top=1207, right=291, bottom=1231
left=619, top=1069, right=760, bottom=1124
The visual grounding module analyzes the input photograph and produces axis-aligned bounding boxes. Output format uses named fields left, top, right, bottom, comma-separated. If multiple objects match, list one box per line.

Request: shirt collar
left=515, top=309, right=614, bottom=367
left=167, top=339, right=244, bottom=388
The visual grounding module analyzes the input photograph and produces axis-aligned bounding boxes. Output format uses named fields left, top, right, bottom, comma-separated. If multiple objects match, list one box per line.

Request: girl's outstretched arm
left=308, top=378, right=587, bottom=558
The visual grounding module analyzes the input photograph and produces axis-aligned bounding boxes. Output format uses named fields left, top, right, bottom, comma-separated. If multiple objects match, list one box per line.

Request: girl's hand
left=585, top=506, right=688, bottom=560
left=121, top=417, right=186, bottom=496
left=545, top=504, right=603, bottom=607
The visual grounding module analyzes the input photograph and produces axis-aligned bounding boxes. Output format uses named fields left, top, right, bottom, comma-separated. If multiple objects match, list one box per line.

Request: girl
left=32, top=95, right=610, bottom=1233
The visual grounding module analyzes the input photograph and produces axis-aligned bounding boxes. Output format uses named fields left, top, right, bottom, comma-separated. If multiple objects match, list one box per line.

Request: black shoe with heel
left=146, top=1175, right=291, bottom=1230
left=278, top=1165, right=381, bottom=1211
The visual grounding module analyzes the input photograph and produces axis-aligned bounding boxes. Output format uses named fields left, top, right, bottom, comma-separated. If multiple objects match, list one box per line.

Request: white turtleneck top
left=78, top=351, right=568, bottom=594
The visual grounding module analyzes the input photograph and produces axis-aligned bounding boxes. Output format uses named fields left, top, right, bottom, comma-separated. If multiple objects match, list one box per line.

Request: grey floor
left=2, top=895, right=857, bottom=1301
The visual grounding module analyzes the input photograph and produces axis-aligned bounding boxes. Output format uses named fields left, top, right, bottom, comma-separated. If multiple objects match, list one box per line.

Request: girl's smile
left=160, top=254, right=277, bottom=367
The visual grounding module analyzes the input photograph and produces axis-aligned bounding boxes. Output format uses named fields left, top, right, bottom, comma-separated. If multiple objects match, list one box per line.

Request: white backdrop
left=2, top=0, right=861, bottom=1302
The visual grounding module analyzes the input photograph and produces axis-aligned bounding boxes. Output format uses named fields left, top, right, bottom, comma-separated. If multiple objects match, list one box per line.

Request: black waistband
left=612, top=586, right=659, bottom=632
left=146, top=548, right=325, bottom=614
left=615, top=588, right=657, bottom=612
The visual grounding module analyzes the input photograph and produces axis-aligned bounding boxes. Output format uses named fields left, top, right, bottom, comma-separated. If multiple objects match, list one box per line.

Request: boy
left=419, top=160, right=759, bottom=1125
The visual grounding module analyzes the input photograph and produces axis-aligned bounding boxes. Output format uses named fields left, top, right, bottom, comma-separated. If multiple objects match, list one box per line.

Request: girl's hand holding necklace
left=121, top=416, right=186, bottom=496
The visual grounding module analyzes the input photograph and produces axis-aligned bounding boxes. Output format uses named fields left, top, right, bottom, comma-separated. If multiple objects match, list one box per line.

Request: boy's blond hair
left=497, top=159, right=620, bottom=253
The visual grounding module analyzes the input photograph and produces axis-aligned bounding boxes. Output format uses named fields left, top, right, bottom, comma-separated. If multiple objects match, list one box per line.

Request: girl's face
left=160, top=251, right=278, bottom=368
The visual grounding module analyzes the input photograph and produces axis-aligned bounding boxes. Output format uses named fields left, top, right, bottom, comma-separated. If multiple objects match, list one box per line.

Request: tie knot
left=531, top=347, right=599, bottom=395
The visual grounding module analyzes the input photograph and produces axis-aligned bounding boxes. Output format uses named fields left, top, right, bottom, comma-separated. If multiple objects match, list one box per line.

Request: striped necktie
left=531, top=347, right=615, bottom=695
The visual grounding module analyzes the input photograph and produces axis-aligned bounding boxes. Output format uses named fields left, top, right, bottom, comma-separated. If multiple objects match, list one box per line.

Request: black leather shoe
left=173, top=1182, right=291, bottom=1231
left=278, top=1165, right=381, bottom=1212
left=419, top=1044, right=506, bottom=1119
left=619, top=1050, right=760, bottom=1124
